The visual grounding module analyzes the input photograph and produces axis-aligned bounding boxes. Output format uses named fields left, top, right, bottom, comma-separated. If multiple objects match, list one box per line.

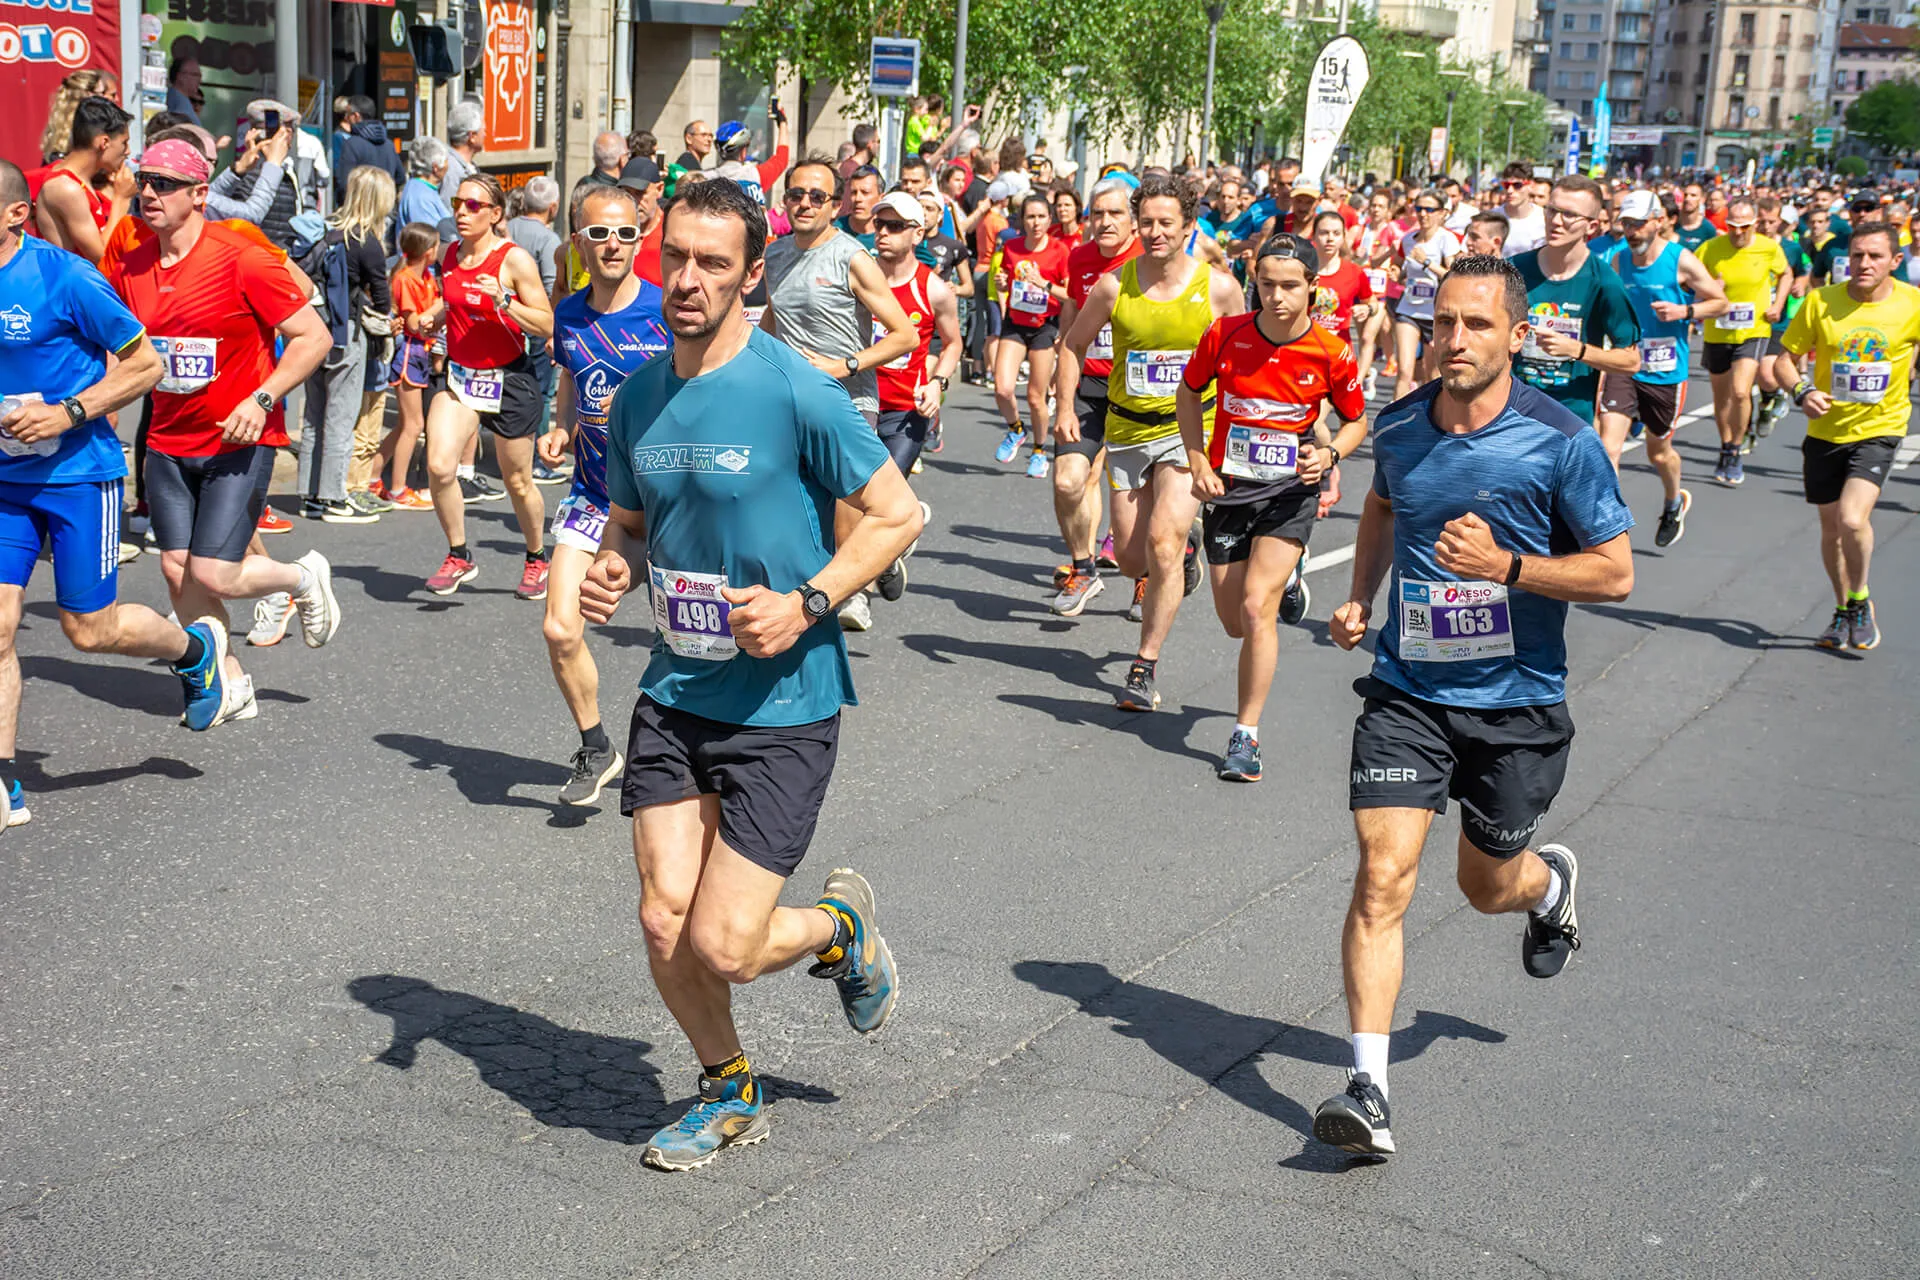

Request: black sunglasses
left=872, top=218, right=912, bottom=233
left=784, top=187, right=832, bottom=206
left=581, top=223, right=641, bottom=243
left=137, top=172, right=196, bottom=195
left=1415, top=204, right=1443, bottom=213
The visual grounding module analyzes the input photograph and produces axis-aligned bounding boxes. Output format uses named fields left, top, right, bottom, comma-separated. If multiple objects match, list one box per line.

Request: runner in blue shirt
left=0, top=160, right=236, bottom=828
left=578, top=178, right=921, bottom=1173
left=1599, top=189, right=1729, bottom=549
left=1315, top=254, right=1635, bottom=1159
left=536, top=183, right=670, bottom=808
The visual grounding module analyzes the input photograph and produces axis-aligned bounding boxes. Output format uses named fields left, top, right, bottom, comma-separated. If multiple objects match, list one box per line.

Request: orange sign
left=484, top=0, right=535, bottom=151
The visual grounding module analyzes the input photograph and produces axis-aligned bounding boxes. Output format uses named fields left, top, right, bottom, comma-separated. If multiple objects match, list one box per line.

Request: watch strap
left=252, top=390, right=275, bottom=411
left=61, top=397, right=87, bottom=426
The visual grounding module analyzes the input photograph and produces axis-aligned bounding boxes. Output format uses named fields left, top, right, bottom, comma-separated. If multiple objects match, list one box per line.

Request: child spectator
left=379, top=222, right=442, bottom=509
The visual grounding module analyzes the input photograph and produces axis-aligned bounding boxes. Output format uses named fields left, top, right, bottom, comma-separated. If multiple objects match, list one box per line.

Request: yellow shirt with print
left=1698, top=234, right=1790, bottom=344
left=1781, top=280, right=1920, bottom=444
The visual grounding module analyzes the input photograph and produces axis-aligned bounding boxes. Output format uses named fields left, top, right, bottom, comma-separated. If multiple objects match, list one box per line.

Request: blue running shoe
left=810, top=868, right=898, bottom=1034
left=641, top=1072, right=769, bottom=1171
left=994, top=427, right=1025, bottom=464
left=1026, top=449, right=1051, bottom=479
left=1218, top=730, right=1262, bottom=782
left=1724, top=452, right=1746, bottom=486
left=174, top=617, right=230, bottom=732
left=0, top=778, right=30, bottom=829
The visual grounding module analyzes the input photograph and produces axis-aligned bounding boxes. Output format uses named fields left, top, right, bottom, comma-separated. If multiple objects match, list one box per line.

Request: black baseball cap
left=619, top=155, right=663, bottom=188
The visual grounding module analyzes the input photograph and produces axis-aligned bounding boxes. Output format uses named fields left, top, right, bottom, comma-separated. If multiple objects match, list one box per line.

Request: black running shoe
left=559, top=744, right=624, bottom=806
left=1183, top=533, right=1202, bottom=597
left=875, top=556, right=908, bottom=602
left=1115, top=660, right=1160, bottom=712
left=1654, top=489, right=1690, bottom=549
left=1313, top=1071, right=1394, bottom=1156
left=1279, top=564, right=1310, bottom=626
left=1522, top=844, right=1581, bottom=979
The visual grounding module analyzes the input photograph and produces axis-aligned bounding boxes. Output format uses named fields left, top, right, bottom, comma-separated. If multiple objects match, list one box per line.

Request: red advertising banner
left=483, top=0, right=535, bottom=152
left=0, top=0, right=121, bottom=170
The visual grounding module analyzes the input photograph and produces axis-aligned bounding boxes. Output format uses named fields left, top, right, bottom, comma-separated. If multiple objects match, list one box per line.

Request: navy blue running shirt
left=1368, top=380, right=1633, bottom=709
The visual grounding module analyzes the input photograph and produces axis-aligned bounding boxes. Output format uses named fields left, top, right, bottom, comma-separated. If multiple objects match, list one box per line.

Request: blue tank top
left=1611, top=240, right=1691, bottom=386
left=553, top=282, right=671, bottom=501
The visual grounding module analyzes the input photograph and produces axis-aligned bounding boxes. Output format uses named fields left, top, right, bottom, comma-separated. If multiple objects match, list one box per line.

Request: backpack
left=290, top=216, right=353, bottom=350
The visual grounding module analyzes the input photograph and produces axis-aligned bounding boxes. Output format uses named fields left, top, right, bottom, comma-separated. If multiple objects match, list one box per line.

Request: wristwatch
left=843, top=355, right=860, bottom=377
left=60, top=397, right=86, bottom=427
left=797, top=581, right=831, bottom=623
left=933, top=373, right=951, bottom=391
left=251, top=390, right=275, bottom=412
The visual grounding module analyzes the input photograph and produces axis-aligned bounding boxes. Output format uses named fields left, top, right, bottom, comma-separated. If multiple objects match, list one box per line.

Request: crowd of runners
left=5, top=80, right=1916, bottom=1170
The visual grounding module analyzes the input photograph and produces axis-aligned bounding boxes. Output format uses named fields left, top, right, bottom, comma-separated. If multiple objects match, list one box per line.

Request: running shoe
left=1313, top=1071, right=1394, bottom=1157
left=927, top=423, right=944, bottom=453
left=1522, top=844, right=1581, bottom=979
left=213, top=673, right=259, bottom=725
left=1126, top=577, right=1146, bottom=623
left=1362, top=367, right=1378, bottom=400
left=559, top=744, right=624, bottom=806
left=173, top=617, right=229, bottom=732
left=838, top=591, right=873, bottom=631
left=641, top=1072, right=769, bottom=1172
left=1, top=778, right=29, bottom=829
left=1279, top=563, right=1310, bottom=626
left=257, top=506, right=293, bottom=534
left=532, top=460, right=572, bottom=485
left=1096, top=532, right=1117, bottom=570
left=811, top=868, right=898, bottom=1034
left=1629, top=419, right=1645, bottom=440
left=247, top=592, right=296, bottom=647
left=291, top=551, right=340, bottom=646
left=389, top=487, right=434, bottom=510
left=1757, top=390, right=1787, bottom=437
left=348, top=489, right=395, bottom=515
left=1738, top=428, right=1757, bottom=456
left=1115, top=659, right=1159, bottom=712
left=875, top=556, right=908, bottom=602
left=994, top=427, right=1024, bottom=464
left=515, top=557, right=550, bottom=601
left=1654, top=489, right=1691, bottom=548
left=459, top=474, right=506, bottom=503
left=1051, top=570, right=1105, bottom=617
left=1183, top=533, right=1202, bottom=597
left=1724, top=452, right=1745, bottom=486
left=1849, top=599, right=1881, bottom=651
left=1218, top=729, right=1262, bottom=782
left=304, top=498, right=378, bottom=524
left=425, top=552, right=479, bottom=596
left=1026, top=449, right=1050, bottom=479
left=1815, top=606, right=1852, bottom=650
left=117, top=538, right=143, bottom=566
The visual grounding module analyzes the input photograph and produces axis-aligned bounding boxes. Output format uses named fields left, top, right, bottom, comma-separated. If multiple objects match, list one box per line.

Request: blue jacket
left=335, top=121, right=405, bottom=202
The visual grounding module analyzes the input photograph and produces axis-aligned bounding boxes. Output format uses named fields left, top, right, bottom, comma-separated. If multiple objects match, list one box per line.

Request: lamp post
left=1438, top=67, right=1470, bottom=179
left=952, top=0, right=969, bottom=130
left=1502, top=96, right=1529, bottom=164
left=1200, top=3, right=1225, bottom=168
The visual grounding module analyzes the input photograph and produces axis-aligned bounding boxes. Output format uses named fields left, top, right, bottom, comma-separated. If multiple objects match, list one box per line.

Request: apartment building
left=1527, top=0, right=1659, bottom=165
left=1828, top=20, right=1920, bottom=123
left=1641, top=1, right=1828, bottom=172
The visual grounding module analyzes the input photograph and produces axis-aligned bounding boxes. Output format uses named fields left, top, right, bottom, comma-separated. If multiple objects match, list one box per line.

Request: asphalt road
left=2, top=373, right=1915, bottom=1279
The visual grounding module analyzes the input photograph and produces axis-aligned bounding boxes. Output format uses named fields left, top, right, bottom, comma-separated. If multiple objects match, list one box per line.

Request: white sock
left=1352, top=1032, right=1390, bottom=1098
left=1532, top=864, right=1564, bottom=917
left=456, top=463, right=476, bottom=480
left=1235, top=722, right=1258, bottom=740
left=294, top=563, right=316, bottom=597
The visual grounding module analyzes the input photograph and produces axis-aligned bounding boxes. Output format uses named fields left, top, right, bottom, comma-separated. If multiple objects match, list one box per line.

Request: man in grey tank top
left=761, top=157, right=915, bottom=423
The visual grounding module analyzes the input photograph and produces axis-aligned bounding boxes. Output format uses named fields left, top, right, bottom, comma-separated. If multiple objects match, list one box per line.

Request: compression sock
left=703, top=1052, right=751, bottom=1081
left=1531, top=863, right=1565, bottom=917
left=173, top=628, right=208, bottom=671
left=449, top=543, right=470, bottom=562
left=1072, top=557, right=1096, bottom=577
left=580, top=722, right=610, bottom=754
left=1352, top=1032, right=1390, bottom=1098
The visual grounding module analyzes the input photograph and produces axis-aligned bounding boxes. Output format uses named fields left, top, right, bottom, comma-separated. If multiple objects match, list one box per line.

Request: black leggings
left=875, top=409, right=931, bottom=474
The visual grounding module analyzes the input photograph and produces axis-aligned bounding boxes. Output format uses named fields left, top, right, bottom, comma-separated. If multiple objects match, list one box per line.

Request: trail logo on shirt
left=0, top=306, right=30, bottom=341
left=1838, top=328, right=1890, bottom=364
left=634, top=443, right=753, bottom=474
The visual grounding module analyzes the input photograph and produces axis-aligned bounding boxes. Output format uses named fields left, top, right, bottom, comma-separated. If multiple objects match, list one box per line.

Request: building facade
left=1642, top=0, right=1827, bottom=172
left=1828, top=20, right=1920, bottom=123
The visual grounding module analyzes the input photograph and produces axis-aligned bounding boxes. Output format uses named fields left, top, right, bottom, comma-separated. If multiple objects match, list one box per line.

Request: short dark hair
left=666, top=171, right=769, bottom=266
left=1659, top=193, right=1680, bottom=220
left=0, top=158, right=28, bottom=208
left=1132, top=174, right=1196, bottom=227
left=1441, top=253, right=1529, bottom=326
left=1501, top=161, right=1531, bottom=183
left=628, top=128, right=656, bottom=158
left=1849, top=220, right=1900, bottom=255
left=1051, top=185, right=1082, bottom=217
left=398, top=221, right=440, bottom=260
left=1311, top=209, right=1346, bottom=235
left=1256, top=232, right=1315, bottom=270
left=899, top=154, right=928, bottom=178
left=1468, top=210, right=1511, bottom=240
left=852, top=122, right=878, bottom=149
left=787, top=154, right=841, bottom=197
left=70, top=96, right=132, bottom=150
left=347, top=94, right=377, bottom=121
left=1553, top=174, right=1606, bottom=214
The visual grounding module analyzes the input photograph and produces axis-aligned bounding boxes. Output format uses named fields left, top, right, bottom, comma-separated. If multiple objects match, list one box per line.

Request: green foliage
left=1844, top=78, right=1920, bottom=156
left=1836, top=154, right=1870, bottom=179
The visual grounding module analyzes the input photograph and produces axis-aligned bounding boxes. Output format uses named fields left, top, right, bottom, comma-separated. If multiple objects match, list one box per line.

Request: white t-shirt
left=1443, top=201, right=1478, bottom=235
left=1501, top=205, right=1547, bottom=257
left=1397, top=227, right=1460, bottom=320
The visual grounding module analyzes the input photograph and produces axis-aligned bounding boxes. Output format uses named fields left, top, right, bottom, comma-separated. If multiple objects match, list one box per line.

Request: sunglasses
left=872, top=218, right=913, bottom=233
left=137, top=172, right=196, bottom=195
left=454, top=197, right=498, bottom=214
left=1617, top=217, right=1649, bottom=230
left=784, top=187, right=832, bottom=206
left=580, top=223, right=641, bottom=243
left=1501, top=179, right=1526, bottom=189
left=1415, top=204, right=1443, bottom=214
left=1725, top=220, right=1757, bottom=230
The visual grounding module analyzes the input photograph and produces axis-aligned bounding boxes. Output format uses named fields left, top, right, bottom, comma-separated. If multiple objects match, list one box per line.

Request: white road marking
left=1895, top=436, right=1920, bottom=472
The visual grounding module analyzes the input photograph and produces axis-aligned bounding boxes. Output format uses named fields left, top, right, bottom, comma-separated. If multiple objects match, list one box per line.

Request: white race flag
left=1301, top=36, right=1371, bottom=186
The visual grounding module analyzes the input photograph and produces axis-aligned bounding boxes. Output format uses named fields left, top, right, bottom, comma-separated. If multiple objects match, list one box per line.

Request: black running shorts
left=1348, top=675, right=1574, bottom=857
left=1201, top=487, right=1317, bottom=564
left=1002, top=318, right=1059, bottom=351
left=145, top=444, right=275, bottom=561
left=621, top=696, right=841, bottom=877
left=1801, top=435, right=1898, bottom=505
left=1702, top=338, right=1768, bottom=374
left=1059, top=377, right=1110, bottom=460
left=875, top=408, right=931, bottom=474
left=1598, top=375, right=1686, bottom=438
left=433, top=355, right=544, bottom=440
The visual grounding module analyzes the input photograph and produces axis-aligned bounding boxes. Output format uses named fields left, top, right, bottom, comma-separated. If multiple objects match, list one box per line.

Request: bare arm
left=1053, top=272, right=1120, bottom=439
left=1434, top=514, right=1633, bottom=604
left=579, top=503, right=649, bottom=625
left=914, top=275, right=963, bottom=416
left=1210, top=268, right=1247, bottom=318
left=843, top=252, right=916, bottom=371
left=1653, top=250, right=1730, bottom=320
left=1772, top=345, right=1831, bottom=418
left=37, top=180, right=106, bottom=265
left=1765, top=266, right=1793, bottom=325
left=1331, top=487, right=1396, bottom=649
left=214, top=304, right=331, bottom=446
left=2, top=335, right=163, bottom=444
left=496, top=245, right=555, bottom=339
left=537, top=368, right=576, bottom=467
left=1177, top=382, right=1220, bottom=499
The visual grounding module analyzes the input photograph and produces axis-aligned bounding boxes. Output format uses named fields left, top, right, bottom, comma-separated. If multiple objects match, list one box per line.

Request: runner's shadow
left=915, top=547, right=1055, bottom=590
left=898, top=633, right=1124, bottom=694
left=373, top=732, right=590, bottom=826
left=1581, top=603, right=1777, bottom=651
left=1013, top=960, right=1504, bottom=1152
left=348, top=976, right=838, bottom=1145
left=997, top=693, right=1227, bottom=766
left=911, top=581, right=1055, bottom=624
left=19, top=655, right=308, bottom=717
left=946, top=523, right=1063, bottom=551
left=11, top=748, right=202, bottom=792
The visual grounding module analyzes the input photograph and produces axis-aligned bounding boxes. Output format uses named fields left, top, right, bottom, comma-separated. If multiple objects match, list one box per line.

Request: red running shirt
left=1310, top=259, right=1374, bottom=336
left=442, top=239, right=527, bottom=368
left=109, top=220, right=308, bottom=458
left=1066, top=237, right=1143, bottom=379
left=875, top=263, right=937, bottom=412
left=999, top=234, right=1070, bottom=328
left=1184, top=312, right=1364, bottom=497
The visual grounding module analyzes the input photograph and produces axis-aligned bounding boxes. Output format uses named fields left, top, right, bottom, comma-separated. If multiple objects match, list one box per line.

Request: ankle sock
left=448, top=543, right=470, bottom=562
left=1072, top=557, right=1095, bottom=576
left=456, top=464, right=475, bottom=480
left=581, top=722, right=609, bottom=753
left=1352, top=1032, right=1390, bottom=1098
left=1847, top=588, right=1870, bottom=604
left=526, top=548, right=548, bottom=564
left=1532, top=864, right=1565, bottom=917
left=703, top=1052, right=750, bottom=1080
left=294, top=562, right=317, bottom=597
left=1133, top=655, right=1157, bottom=676
left=1235, top=722, right=1258, bottom=741
left=175, top=627, right=208, bottom=671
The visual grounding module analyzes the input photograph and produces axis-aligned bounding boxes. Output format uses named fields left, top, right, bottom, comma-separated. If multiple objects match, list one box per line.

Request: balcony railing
left=1615, top=0, right=1653, bottom=12
left=1376, top=1, right=1458, bottom=40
